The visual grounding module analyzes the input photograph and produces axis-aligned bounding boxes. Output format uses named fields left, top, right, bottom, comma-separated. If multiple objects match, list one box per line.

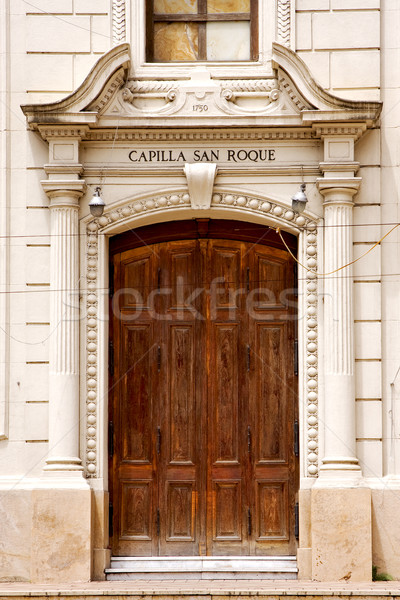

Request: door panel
left=168, top=325, right=196, bottom=464
left=110, top=225, right=298, bottom=557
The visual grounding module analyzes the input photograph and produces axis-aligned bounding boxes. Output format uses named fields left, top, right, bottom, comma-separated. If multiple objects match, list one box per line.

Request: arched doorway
left=109, top=219, right=298, bottom=557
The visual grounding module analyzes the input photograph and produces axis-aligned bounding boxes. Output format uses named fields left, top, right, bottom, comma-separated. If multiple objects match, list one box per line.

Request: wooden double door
left=109, top=221, right=298, bottom=557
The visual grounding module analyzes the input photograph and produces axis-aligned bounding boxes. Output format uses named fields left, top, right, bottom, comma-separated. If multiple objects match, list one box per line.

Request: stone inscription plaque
left=128, top=148, right=276, bottom=164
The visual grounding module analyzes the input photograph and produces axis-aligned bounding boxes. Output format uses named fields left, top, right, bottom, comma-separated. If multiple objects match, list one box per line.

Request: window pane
left=206, top=22, right=250, bottom=60
left=154, top=0, right=198, bottom=14
left=154, top=22, right=199, bottom=61
left=208, top=0, right=250, bottom=13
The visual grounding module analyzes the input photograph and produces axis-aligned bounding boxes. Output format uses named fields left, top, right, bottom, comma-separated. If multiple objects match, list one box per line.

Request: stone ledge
left=0, top=582, right=399, bottom=598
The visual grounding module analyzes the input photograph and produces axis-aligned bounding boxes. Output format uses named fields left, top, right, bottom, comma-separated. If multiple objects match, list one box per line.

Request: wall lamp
left=291, top=183, right=308, bottom=214
left=89, top=187, right=106, bottom=218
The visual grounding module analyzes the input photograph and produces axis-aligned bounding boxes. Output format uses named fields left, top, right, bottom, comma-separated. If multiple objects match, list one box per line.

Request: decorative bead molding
left=112, top=0, right=126, bottom=45
left=85, top=220, right=100, bottom=477
left=83, top=192, right=319, bottom=478
left=277, top=0, right=291, bottom=48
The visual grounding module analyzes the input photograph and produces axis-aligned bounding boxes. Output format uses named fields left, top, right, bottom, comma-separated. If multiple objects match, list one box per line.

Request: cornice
left=83, top=128, right=317, bottom=142
left=38, top=127, right=90, bottom=141
left=20, top=42, right=381, bottom=134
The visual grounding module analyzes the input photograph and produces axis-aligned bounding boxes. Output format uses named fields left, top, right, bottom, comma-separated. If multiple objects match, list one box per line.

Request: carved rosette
left=84, top=192, right=319, bottom=478
left=85, top=221, right=99, bottom=476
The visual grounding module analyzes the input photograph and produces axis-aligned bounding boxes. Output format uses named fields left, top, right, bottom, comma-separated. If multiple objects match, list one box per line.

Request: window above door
left=146, top=0, right=259, bottom=62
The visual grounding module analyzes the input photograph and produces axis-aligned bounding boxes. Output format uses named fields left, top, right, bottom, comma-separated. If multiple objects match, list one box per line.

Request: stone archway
left=80, top=191, right=321, bottom=487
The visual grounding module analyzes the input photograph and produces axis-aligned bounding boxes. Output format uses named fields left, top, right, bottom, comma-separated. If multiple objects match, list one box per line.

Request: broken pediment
left=21, top=42, right=381, bottom=134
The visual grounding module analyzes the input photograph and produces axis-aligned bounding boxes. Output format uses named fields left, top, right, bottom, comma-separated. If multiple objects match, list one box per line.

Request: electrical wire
left=276, top=223, right=400, bottom=278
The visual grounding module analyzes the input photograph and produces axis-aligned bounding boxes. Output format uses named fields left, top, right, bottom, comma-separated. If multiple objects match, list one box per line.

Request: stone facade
left=0, top=0, right=399, bottom=585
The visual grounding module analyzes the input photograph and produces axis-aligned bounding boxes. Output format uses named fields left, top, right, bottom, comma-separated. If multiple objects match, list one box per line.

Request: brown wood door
left=110, top=226, right=298, bottom=557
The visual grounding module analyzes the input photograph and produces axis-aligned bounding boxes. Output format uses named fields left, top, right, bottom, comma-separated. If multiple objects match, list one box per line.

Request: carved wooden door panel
left=110, top=230, right=297, bottom=557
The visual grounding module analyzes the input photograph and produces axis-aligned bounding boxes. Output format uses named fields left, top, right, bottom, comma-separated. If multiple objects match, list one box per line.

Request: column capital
left=41, top=180, right=86, bottom=207
left=317, top=177, right=362, bottom=205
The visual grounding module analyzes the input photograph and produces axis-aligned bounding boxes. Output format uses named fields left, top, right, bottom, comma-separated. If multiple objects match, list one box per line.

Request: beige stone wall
left=296, top=0, right=380, bottom=100
left=1, top=0, right=113, bottom=480
left=1, top=0, right=400, bottom=583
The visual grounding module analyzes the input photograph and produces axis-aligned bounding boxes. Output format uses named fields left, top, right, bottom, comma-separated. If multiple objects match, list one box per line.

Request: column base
left=311, top=486, right=372, bottom=581
left=317, top=456, right=363, bottom=487
left=43, top=456, right=84, bottom=473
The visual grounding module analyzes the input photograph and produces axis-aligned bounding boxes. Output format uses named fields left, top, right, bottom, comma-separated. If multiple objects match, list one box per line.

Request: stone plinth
left=311, top=487, right=372, bottom=582
left=31, top=488, right=92, bottom=583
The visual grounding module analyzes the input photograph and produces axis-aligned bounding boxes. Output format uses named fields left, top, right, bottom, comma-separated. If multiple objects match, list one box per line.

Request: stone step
left=106, top=556, right=298, bottom=581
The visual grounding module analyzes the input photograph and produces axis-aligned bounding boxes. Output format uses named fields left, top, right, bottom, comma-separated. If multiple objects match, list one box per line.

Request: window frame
left=146, top=0, right=259, bottom=63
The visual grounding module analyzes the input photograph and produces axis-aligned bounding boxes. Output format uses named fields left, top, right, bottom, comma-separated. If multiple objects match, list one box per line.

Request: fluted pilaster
left=42, top=181, right=86, bottom=473
left=317, top=178, right=362, bottom=479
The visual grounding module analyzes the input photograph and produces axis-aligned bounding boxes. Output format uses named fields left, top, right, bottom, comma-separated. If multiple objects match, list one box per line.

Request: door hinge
left=294, top=502, right=299, bottom=540
left=109, top=502, right=114, bottom=538
left=109, top=340, right=114, bottom=377
left=108, top=420, right=114, bottom=457
left=294, top=420, right=299, bottom=457
left=247, top=508, right=252, bottom=536
left=157, top=345, right=161, bottom=372
left=293, top=262, right=298, bottom=298
left=156, top=426, right=161, bottom=455
left=109, top=262, right=114, bottom=298
left=294, top=339, right=298, bottom=376
left=156, top=508, right=160, bottom=537
left=246, top=345, right=251, bottom=372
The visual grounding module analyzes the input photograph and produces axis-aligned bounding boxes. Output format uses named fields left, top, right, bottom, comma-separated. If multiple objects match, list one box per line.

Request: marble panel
left=355, top=128, right=381, bottom=167
left=313, top=12, right=380, bottom=50
left=331, top=51, right=380, bottom=89
left=355, top=359, right=382, bottom=399
left=296, top=13, right=312, bottom=51
left=355, top=321, right=382, bottom=360
left=26, top=16, right=91, bottom=53
left=154, top=0, right=197, bottom=13
left=356, top=399, right=382, bottom=439
left=0, top=490, right=31, bottom=582
left=208, top=0, right=250, bottom=13
left=354, top=281, right=381, bottom=321
left=296, top=0, right=329, bottom=9
left=357, top=440, right=382, bottom=478
left=206, top=22, right=250, bottom=60
left=372, top=489, right=400, bottom=580
left=31, top=488, right=92, bottom=583
left=91, top=16, right=110, bottom=53
left=24, top=402, right=49, bottom=441
left=26, top=54, right=73, bottom=93
left=154, top=22, right=198, bottom=61
left=311, top=487, right=372, bottom=581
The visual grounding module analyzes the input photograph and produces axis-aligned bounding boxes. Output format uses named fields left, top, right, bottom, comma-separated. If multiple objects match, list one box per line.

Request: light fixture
left=291, top=183, right=308, bottom=214
left=89, top=187, right=106, bottom=218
